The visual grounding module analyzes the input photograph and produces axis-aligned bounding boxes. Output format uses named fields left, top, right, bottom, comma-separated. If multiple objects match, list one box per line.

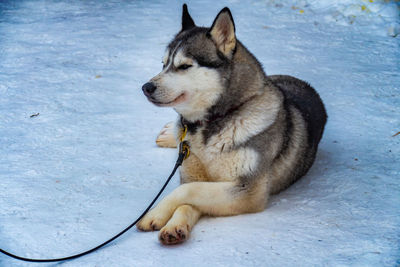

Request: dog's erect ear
left=182, top=4, right=195, bottom=31
left=208, top=7, right=236, bottom=58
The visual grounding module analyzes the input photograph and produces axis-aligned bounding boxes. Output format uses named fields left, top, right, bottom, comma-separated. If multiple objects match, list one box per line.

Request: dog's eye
left=177, top=64, right=192, bottom=70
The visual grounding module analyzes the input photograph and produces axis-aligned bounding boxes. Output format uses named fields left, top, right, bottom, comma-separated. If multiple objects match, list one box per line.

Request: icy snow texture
left=0, top=0, right=399, bottom=266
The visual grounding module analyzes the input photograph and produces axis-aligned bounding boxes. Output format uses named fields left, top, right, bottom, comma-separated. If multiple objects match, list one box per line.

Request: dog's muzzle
left=142, top=82, right=157, bottom=97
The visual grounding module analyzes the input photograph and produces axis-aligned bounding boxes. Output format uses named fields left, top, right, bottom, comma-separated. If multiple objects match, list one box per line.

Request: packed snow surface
left=0, top=0, right=399, bottom=266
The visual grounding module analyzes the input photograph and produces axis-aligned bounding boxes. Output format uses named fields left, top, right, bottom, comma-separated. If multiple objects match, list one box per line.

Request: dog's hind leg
left=155, top=121, right=177, bottom=148
left=158, top=204, right=201, bottom=245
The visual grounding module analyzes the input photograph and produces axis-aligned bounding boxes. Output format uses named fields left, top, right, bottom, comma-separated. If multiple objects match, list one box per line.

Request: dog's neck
left=180, top=94, right=255, bottom=133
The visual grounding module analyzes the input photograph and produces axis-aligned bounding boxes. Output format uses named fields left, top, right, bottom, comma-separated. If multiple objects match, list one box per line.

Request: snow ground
left=0, top=0, right=399, bottom=266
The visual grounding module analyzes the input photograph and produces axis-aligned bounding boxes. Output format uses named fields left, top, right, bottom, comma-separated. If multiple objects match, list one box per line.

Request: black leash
left=0, top=138, right=190, bottom=263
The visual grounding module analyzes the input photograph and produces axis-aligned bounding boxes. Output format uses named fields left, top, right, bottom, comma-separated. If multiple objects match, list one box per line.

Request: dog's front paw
left=136, top=209, right=171, bottom=231
left=156, top=121, right=177, bottom=148
left=159, top=223, right=190, bottom=245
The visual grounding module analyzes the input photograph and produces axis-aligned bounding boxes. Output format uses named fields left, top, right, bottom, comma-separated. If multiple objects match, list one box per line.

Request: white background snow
left=0, top=0, right=399, bottom=266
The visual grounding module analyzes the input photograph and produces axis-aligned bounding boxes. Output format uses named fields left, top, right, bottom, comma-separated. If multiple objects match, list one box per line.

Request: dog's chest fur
left=178, top=89, right=282, bottom=182
left=182, top=125, right=256, bottom=182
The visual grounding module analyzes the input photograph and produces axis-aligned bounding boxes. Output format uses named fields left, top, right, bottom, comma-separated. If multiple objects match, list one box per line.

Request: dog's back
left=267, top=75, right=327, bottom=193
left=269, top=75, right=327, bottom=147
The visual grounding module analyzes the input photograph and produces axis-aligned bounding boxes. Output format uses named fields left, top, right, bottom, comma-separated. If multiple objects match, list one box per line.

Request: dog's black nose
left=142, top=82, right=157, bottom=95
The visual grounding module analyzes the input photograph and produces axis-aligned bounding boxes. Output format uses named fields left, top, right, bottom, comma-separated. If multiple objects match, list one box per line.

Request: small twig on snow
left=30, top=113, right=40, bottom=118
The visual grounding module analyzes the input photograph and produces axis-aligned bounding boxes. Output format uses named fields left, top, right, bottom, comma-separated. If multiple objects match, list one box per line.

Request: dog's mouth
left=147, top=93, right=187, bottom=107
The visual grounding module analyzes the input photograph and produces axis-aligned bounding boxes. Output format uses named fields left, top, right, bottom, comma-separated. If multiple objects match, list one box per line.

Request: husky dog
left=138, top=4, right=327, bottom=245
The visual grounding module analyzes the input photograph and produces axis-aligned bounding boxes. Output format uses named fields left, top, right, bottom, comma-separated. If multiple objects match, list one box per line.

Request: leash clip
left=179, top=141, right=190, bottom=161
left=180, top=124, right=188, bottom=142
left=178, top=125, right=190, bottom=162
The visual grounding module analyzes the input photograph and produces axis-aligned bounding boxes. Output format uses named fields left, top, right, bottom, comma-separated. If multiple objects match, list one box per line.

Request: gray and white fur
left=138, top=4, right=327, bottom=245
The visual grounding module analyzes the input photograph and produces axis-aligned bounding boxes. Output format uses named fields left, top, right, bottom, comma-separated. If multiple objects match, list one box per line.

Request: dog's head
left=142, top=4, right=237, bottom=121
